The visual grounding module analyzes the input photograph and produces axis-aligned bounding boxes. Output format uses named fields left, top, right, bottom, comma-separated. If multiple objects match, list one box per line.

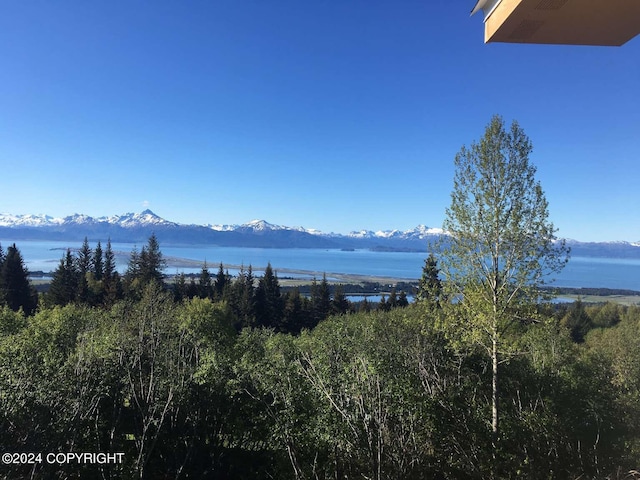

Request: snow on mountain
left=348, top=224, right=444, bottom=240
left=0, top=213, right=59, bottom=227
left=61, top=213, right=96, bottom=225
left=207, top=220, right=287, bottom=232
left=0, top=210, right=177, bottom=229
left=242, top=219, right=285, bottom=231
left=104, top=209, right=178, bottom=228
left=1, top=211, right=638, bottom=256
left=221, top=219, right=322, bottom=235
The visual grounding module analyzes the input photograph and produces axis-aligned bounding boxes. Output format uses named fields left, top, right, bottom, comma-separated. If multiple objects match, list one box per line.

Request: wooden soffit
left=472, top=0, right=640, bottom=46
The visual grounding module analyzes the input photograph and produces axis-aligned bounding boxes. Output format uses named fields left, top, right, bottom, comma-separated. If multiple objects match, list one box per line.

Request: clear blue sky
left=1, top=1, right=639, bottom=242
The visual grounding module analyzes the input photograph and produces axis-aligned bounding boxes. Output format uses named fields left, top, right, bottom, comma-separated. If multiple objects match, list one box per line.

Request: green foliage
left=416, top=253, right=443, bottom=307
left=311, top=274, right=332, bottom=325
left=1, top=233, right=638, bottom=479
left=440, top=115, right=570, bottom=464
left=0, top=243, right=37, bottom=315
left=124, top=234, right=167, bottom=298
left=332, top=284, right=351, bottom=315
left=560, top=298, right=593, bottom=342
left=586, top=308, right=640, bottom=463
left=0, top=305, right=26, bottom=336
left=254, top=263, right=284, bottom=329
left=46, top=249, right=79, bottom=306
left=197, top=262, right=214, bottom=299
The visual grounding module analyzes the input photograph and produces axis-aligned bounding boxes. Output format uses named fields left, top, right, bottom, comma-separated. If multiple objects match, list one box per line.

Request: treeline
left=1, top=239, right=640, bottom=478
left=6, top=236, right=412, bottom=333
left=39, top=235, right=379, bottom=333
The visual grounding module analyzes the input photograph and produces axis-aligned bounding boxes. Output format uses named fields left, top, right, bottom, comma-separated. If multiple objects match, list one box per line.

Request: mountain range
left=1, top=210, right=639, bottom=259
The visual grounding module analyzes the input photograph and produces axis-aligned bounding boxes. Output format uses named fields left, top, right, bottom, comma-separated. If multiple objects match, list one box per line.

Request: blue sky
left=1, top=1, right=639, bottom=242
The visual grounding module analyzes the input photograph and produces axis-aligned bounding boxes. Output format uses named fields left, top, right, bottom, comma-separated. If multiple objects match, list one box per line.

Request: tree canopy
left=439, top=115, right=570, bottom=463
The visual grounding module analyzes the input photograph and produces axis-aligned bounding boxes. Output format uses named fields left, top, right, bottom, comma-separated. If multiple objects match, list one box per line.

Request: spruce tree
left=416, top=253, right=443, bottom=307
left=198, top=262, right=213, bottom=299
left=47, top=249, right=80, bottom=306
left=398, top=290, right=409, bottom=307
left=255, top=263, right=283, bottom=328
left=103, top=239, right=121, bottom=305
left=311, top=274, right=332, bottom=325
left=93, top=241, right=104, bottom=281
left=232, top=265, right=255, bottom=329
left=332, top=284, right=351, bottom=315
left=77, top=237, right=92, bottom=277
left=173, top=272, right=188, bottom=302
left=125, top=246, right=141, bottom=293
left=76, top=237, right=91, bottom=303
left=0, top=244, right=37, bottom=315
left=138, top=234, right=166, bottom=285
left=104, top=238, right=116, bottom=282
left=282, top=288, right=306, bottom=333
left=214, top=263, right=229, bottom=300
left=388, top=287, right=398, bottom=309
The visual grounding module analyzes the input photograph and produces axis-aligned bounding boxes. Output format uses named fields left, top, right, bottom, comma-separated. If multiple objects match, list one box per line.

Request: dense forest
left=2, top=117, right=639, bottom=479
left=0, top=236, right=639, bottom=479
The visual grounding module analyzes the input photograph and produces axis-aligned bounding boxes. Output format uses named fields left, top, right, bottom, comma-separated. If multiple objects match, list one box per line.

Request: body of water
left=4, top=240, right=640, bottom=292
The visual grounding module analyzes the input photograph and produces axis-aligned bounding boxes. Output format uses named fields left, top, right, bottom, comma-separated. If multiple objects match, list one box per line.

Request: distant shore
left=28, top=253, right=640, bottom=306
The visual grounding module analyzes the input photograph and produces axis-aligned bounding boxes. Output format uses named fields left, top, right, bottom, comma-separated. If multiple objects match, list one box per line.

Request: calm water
left=4, top=240, right=640, bottom=291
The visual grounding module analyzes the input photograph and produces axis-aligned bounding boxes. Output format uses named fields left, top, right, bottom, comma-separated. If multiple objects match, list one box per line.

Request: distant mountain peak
left=240, top=219, right=287, bottom=231
left=1, top=211, right=639, bottom=259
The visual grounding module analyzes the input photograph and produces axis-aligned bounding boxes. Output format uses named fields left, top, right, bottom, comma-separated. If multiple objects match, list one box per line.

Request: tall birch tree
left=439, top=115, right=569, bottom=469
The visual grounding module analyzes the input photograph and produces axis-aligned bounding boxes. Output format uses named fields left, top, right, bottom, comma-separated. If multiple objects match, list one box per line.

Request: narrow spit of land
left=30, top=254, right=640, bottom=305
left=160, top=256, right=414, bottom=287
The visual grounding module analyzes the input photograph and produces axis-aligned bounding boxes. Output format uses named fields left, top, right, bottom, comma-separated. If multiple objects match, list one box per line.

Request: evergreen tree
left=75, top=238, right=92, bottom=303
left=138, top=234, right=166, bottom=285
left=198, top=263, right=213, bottom=299
left=77, top=237, right=92, bottom=277
left=231, top=265, right=255, bottom=329
left=93, top=241, right=104, bottom=281
left=416, top=253, right=443, bottom=307
left=0, top=244, right=37, bottom=315
left=378, top=295, right=389, bottom=312
left=255, top=263, right=283, bottom=328
left=388, top=287, right=398, bottom=309
left=104, top=238, right=116, bottom=282
left=214, top=263, right=229, bottom=300
left=359, top=296, right=371, bottom=313
left=282, top=288, right=307, bottom=333
left=103, top=239, right=121, bottom=306
left=47, top=249, right=79, bottom=306
left=124, top=246, right=141, bottom=295
left=0, top=243, right=5, bottom=268
left=173, top=273, right=188, bottom=302
left=332, top=284, right=351, bottom=315
left=397, top=290, right=409, bottom=307
left=561, top=299, right=593, bottom=342
left=310, top=274, right=332, bottom=326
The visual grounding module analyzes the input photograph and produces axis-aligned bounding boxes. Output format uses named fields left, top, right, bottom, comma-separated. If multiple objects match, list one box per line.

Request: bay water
left=4, top=240, right=640, bottom=292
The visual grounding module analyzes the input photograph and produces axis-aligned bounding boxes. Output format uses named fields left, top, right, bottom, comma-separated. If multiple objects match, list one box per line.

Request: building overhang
left=471, top=0, right=640, bottom=46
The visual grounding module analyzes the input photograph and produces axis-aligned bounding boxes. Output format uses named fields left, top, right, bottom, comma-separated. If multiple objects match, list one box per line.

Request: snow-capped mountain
left=348, top=225, right=444, bottom=240
left=0, top=210, right=176, bottom=229
left=1, top=210, right=639, bottom=258
left=103, top=210, right=178, bottom=228
left=0, top=213, right=61, bottom=227
left=208, top=219, right=322, bottom=235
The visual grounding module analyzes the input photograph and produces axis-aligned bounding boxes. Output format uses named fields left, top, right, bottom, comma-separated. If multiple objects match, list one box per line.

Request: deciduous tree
left=439, top=115, right=569, bottom=466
